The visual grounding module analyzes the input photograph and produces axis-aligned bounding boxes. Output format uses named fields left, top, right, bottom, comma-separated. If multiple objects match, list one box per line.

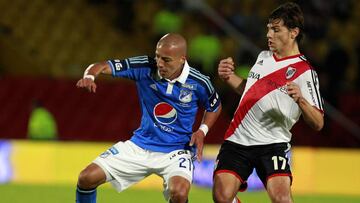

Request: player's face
left=266, top=19, right=294, bottom=55
left=155, top=44, right=185, bottom=80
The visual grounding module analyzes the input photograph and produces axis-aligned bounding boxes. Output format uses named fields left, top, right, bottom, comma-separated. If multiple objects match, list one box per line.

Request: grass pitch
left=0, top=183, right=359, bottom=203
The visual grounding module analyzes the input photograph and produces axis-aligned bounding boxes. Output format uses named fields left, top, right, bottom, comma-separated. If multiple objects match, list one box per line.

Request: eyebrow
left=162, top=57, right=172, bottom=61
left=267, top=24, right=280, bottom=28
left=156, top=54, right=172, bottom=61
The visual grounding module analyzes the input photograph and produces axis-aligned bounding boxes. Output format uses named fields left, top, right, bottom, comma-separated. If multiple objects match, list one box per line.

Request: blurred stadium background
left=0, top=0, right=360, bottom=202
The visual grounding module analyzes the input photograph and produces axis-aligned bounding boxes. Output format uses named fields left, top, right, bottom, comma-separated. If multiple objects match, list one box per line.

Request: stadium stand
left=0, top=0, right=152, bottom=77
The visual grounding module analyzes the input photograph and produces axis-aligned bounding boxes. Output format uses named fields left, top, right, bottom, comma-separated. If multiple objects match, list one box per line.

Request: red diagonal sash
left=225, top=61, right=310, bottom=139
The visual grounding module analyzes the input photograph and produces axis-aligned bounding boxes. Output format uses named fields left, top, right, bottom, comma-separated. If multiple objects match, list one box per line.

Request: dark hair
left=269, top=2, right=305, bottom=43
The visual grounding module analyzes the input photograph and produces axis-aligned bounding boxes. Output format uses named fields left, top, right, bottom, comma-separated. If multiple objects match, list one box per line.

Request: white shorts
left=93, top=140, right=194, bottom=200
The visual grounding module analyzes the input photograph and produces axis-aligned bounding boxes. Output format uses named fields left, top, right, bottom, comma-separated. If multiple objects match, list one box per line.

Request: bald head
left=155, top=33, right=188, bottom=80
left=157, top=33, right=187, bottom=56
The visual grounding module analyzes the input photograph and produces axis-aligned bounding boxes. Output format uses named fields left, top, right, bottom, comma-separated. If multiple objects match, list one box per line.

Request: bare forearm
left=225, top=75, right=245, bottom=95
left=201, top=104, right=222, bottom=129
left=192, top=105, right=222, bottom=162
left=218, top=57, right=246, bottom=95
left=84, top=61, right=112, bottom=78
left=77, top=61, right=112, bottom=93
left=297, top=97, right=324, bottom=131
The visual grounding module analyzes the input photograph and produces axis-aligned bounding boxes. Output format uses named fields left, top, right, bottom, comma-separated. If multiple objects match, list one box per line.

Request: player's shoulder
left=188, top=67, right=215, bottom=94
left=296, top=54, right=315, bottom=72
left=252, top=51, right=272, bottom=66
left=292, top=55, right=321, bottom=81
left=125, top=55, right=156, bottom=69
left=188, top=67, right=210, bottom=80
left=257, top=50, right=273, bottom=59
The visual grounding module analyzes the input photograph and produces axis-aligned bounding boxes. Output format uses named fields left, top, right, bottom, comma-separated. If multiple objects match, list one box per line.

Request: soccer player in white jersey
left=213, top=2, right=324, bottom=203
left=75, top=33, right=222, bottom=203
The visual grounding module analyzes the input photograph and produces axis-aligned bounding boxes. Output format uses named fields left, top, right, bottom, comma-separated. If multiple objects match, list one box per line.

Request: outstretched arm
left=218, top=57, right=246, bottom=95
left=190, top=104, right=222, bottom=162
left=76, top=62, right=112, bottom=93
left=287, top=82, right=324, bottom=131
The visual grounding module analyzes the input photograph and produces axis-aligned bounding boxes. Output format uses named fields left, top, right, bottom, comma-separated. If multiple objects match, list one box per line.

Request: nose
left=266, top=29, right=272, bottom=39
left=157, top=58, right=164, bottom=68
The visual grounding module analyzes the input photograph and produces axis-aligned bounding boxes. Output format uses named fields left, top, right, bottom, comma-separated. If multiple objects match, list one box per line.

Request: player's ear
left=181, top=56, right=186, bottom=63
left=291, top=27, right=299, bottom=39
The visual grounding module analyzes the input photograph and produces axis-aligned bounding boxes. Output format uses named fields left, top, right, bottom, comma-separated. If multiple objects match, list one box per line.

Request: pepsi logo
left=153, top=102, right=177, bottom=124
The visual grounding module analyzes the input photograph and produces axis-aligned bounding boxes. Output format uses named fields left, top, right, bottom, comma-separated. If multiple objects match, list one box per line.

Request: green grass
left=0, top=183, right=359, bottom=203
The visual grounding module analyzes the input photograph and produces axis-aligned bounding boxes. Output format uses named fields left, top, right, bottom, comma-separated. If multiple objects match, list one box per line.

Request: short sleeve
left=299, top=69, right=324, bottom=113
left=108, top=55, right=156, bottom=80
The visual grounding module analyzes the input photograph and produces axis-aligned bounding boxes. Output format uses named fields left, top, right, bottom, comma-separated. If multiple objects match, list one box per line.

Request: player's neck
left=274, top=43, right=300, bottom=59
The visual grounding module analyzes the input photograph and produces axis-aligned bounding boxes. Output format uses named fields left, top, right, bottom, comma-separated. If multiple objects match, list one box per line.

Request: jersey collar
left=158, top=61, right=190, bottom=84
left=272, top=52, right=304, bottom=62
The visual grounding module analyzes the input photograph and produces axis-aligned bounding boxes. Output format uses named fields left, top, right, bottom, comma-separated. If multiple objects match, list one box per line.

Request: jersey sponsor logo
left=153, top=122, right=174, bottom=132
left=179, top=89, right=192, bottom=103
left=307, top=81, right=317, bottom=104
left=248, top=71, right=260, bottom=80
left=181, top=83, right=197, bottom=90
left=286, top=66, right=296, bottom=79
left=267, top=79, right=288, bottom=95
left=153, top=102, right=177, bottom=124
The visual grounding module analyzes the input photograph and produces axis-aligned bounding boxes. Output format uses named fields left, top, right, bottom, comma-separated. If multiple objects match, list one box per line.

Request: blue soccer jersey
left=108, top=55, right=220, bottom=153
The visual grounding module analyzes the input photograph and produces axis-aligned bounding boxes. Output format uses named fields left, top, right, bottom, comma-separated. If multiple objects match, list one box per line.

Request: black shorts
left=214, top=140, right=292, bottom=191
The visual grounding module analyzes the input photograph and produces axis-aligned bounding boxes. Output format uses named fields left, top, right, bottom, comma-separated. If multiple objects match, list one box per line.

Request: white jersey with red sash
left=226, top=51, right=323, bottom=145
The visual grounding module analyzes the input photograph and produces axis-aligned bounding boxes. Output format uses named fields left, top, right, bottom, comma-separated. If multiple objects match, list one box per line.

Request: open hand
left=189, top=130, right=206, bottom=162
left=76, top=78, right=97, bottom=93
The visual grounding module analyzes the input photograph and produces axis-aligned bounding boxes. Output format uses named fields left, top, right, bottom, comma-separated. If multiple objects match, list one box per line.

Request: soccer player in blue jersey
left=75, top=33, right=222, bottom=203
